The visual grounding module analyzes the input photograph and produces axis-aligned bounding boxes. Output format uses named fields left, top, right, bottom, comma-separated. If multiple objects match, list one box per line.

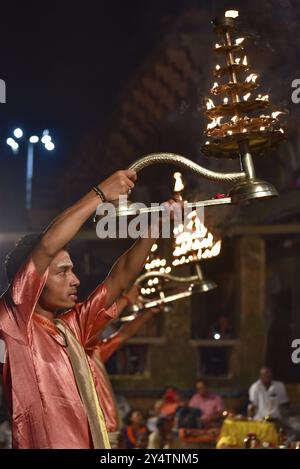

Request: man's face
left=196, top=382, right=208, bottom=397
left=38, top=250, right=80, bottom=313
left=260, top=367, right=272, bottom=386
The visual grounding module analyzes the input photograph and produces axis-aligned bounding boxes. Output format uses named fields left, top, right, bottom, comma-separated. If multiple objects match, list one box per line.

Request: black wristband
left=92, top=186, right=106, bottom=203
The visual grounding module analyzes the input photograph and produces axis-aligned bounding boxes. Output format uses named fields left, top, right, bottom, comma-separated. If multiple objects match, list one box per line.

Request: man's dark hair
left=5, top=233, right=43, bottom=284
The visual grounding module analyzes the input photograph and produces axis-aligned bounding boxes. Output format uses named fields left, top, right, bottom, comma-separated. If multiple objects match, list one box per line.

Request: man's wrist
left=92, top=186, right=106, bottom=203
left=121, top=294, right=132, bottom=306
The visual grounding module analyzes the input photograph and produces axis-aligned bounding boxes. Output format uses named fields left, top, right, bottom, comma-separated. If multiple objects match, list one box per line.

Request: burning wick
left=223, top=97, right=229, bottom=104
left=242, top=56, right=248, bottom=66
left=216, top=64, right=221, bottom=70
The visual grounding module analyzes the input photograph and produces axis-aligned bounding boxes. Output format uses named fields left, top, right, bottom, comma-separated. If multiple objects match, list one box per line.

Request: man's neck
left=262, top=381, right=272, bottom=390
left=35, top=304, right=55, bottom=322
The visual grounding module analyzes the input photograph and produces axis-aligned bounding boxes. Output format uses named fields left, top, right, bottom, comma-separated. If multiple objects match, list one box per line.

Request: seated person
left=159, top=386, right=183, bottom=417
left=121, top=409, right=148, bottom=449
left=248, top=367, right=289, bottom=421
left=188, top=379, right=223, bottom=427
left=146, top=399, right=164, bottom=433
left=147, top=416, right=175, bottom=449
left=175, top=405, right=202, bottom=429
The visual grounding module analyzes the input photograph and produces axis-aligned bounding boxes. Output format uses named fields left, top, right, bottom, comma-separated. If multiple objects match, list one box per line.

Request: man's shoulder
left=273, top=380, right=287, bottom=390
left=249, top=380, right=260, bottom=391
left=57, top=308, right=77, bottom=322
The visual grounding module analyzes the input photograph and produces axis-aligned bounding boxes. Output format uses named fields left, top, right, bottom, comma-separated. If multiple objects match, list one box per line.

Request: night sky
left=0, top=1, right=199, bottom=162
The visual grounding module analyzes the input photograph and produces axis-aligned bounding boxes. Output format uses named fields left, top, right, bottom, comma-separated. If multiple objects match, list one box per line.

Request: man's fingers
left=125, top=178, right=135, bottom=189
left=162, top=199, right=184, bottom=220
left=125, top=169, right=137, bottom=181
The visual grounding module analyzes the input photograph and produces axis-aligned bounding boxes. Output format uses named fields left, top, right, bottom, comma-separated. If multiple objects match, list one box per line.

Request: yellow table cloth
left=216, top=418, right=279, bottom=448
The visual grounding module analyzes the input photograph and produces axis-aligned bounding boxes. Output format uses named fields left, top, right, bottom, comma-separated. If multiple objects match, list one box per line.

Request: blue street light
left=6, top=128, right=55, bottom=209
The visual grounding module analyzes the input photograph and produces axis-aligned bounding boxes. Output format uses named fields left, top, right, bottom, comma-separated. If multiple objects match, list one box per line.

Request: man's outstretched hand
left=161, top=196, right=184, bottom=223
left=98, top=170, right=137, bottom=201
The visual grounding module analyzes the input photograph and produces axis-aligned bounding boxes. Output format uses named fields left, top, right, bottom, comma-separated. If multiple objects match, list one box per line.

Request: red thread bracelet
left=122, top=295, right=132, bottom=306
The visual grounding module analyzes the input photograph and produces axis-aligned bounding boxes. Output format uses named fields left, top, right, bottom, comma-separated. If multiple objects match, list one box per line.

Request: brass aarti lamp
left=109, top=9, right=284, bottom=221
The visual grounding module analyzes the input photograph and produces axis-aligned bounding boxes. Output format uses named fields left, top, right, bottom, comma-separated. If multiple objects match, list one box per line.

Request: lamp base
left=192, top=279, right=217, bottom=293
left=229, top=179, right=278, bottom=204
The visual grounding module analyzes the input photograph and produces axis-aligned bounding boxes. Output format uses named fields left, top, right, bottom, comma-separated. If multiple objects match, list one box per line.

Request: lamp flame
left=206, top=98, right=215, bottom=110
left=245, top=73, right=258, bottom=83
left=257, top=94, right=269, bottom=101
left=207, top=116, right=222, bottom=130
left=173, top=172, right=184, bottom=192
left=242, top=56, right=248, bottom=66
left=235, top=37, right=245, bottom=45
left=225, top=10, right=239, bottom=18
left=243, top=92, right=251, bottom=101
left=271, top=111, right=283, bottom=119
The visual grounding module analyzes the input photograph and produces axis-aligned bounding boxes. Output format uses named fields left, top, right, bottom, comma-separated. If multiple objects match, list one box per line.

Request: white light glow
left=29, top=136, right=39, bottom=143
left=6, top=137, right=19, bottom=150
left=41, top=135, right=52, bottom=144
left=45, top=141, right=55, bottom=151
left=13, top=128, right=23, bottom=139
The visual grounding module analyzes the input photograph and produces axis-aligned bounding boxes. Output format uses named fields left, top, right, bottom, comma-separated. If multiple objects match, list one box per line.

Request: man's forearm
left=40, top=190, right=100, bottom=257
left=122, top=234, right=157, bottom=289
left=119, top=310, right=153, bottom=343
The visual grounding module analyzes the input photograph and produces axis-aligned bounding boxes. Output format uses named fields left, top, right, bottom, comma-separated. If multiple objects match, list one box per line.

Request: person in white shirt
left=249, top=367, right=289, bottom=421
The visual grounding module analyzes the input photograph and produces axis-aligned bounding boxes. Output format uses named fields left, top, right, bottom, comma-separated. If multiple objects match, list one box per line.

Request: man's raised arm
left=31, top=170, right=136, bottom=274
left=104, top=200, right=181, bottom=309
